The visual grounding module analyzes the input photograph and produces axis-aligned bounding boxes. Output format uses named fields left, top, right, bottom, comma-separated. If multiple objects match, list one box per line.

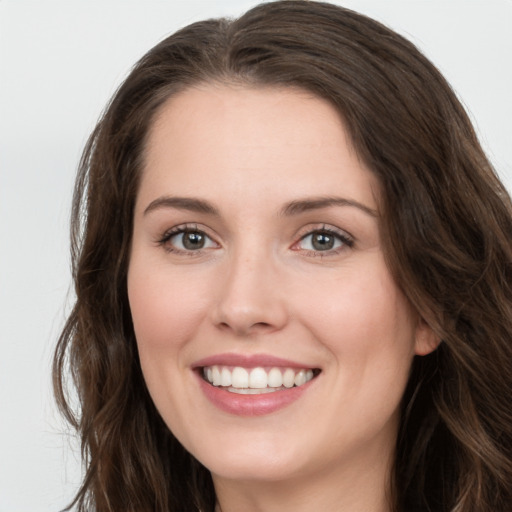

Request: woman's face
left=128, top=85, right=436, bottom=487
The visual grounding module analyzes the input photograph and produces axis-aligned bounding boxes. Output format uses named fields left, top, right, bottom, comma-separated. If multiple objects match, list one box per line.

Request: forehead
left=138, top=84, right=379, bottom=213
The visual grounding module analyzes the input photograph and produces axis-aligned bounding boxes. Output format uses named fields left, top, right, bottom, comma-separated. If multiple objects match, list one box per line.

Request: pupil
left=312, top=232, right=334, bottom=251
left=183, top=231, right=204, bottom=250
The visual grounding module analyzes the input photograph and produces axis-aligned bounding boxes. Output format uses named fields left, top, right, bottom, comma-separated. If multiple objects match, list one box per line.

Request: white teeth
left=203, top=365, right=316, bottom=392
left=294, top=369, right=306, bottom=387
left=268, top=367, right=283, bottom=387
left=227, top=387, right=278, bottom=395
left=231, top=367, right=249, bottom=388
left=249, top=367, right=268, bottom=388
left=212, top=366, right=221, bottom=386
left=221, top=367, right=232, bottom=387
left=283, top=368, right=295, bottom=388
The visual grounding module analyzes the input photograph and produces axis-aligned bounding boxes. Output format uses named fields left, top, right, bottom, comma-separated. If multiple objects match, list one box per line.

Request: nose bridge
left=212, top=238, right=287, bottom=336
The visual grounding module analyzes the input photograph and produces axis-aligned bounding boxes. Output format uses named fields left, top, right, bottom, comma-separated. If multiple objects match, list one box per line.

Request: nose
left=211, top=247, right=288, bottom=337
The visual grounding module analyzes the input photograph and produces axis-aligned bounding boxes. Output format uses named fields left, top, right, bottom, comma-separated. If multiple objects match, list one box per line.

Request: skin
left=128, top=84, right=438, bottom=512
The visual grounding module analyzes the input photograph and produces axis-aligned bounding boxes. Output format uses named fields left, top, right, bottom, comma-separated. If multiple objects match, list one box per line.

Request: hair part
left=54, top=1, right=512, bottom=510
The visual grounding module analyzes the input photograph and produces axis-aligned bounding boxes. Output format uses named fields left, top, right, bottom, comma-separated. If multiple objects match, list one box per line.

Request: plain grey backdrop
left=1, top=1, right=511, bottom=510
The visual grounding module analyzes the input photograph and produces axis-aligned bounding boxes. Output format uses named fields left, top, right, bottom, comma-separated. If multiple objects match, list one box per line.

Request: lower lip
left=196, top=373, right=315, bottom=416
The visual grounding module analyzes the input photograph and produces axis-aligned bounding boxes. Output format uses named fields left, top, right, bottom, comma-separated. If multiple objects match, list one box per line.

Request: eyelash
left=157, top=224, right=216, bottom=256
left=293, top=225, right=354, bottom=257
left=156, top=223, right=354, bottom=257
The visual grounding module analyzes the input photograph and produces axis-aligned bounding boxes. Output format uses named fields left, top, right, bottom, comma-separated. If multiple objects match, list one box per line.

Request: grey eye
left=169, top=230, right=216, bottom=251
left=182, top=231, right=205, bottom=250
left=311, top=232, right=336, bottom=250
left=298, top=230, right=345, bottom=252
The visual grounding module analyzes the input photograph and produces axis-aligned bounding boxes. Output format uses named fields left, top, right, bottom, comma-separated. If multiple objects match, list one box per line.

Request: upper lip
left=192, top=353, right=318, bottom=370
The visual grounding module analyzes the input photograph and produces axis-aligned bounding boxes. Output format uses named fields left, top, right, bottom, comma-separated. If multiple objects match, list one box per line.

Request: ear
left=414, top=318, right=441, bottom=356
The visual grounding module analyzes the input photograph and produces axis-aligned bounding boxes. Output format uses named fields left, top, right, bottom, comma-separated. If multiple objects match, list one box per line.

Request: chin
left=207, top=455, right=305, bottom=483
left=185, top=430, right=308, bottom=483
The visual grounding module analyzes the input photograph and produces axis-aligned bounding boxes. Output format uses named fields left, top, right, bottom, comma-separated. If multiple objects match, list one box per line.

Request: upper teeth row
left=203, top=366, right=315, bottom=389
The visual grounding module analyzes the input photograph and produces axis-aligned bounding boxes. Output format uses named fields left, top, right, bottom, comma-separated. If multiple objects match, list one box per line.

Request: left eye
left=297, top=230, right=347, bottom=252
left=168, top=230, right=216, bottom=251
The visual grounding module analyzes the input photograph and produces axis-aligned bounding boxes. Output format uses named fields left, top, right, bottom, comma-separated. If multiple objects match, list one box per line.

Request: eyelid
left=292, top=224, right=354, bottom=253
left=156, top=223, right=220, bottom=254
left=155, top=222, right=354, bottom=256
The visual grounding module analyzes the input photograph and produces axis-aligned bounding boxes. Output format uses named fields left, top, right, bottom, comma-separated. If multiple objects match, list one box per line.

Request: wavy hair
left=54, top=1, right=512, bottom=510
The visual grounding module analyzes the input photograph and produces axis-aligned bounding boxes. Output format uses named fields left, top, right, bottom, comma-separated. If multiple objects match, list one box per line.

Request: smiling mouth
left=201, top=365, right=321, bottom=394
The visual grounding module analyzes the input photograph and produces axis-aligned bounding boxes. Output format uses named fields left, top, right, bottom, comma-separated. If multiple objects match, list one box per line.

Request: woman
left=53, top=1, right=512, bottom=511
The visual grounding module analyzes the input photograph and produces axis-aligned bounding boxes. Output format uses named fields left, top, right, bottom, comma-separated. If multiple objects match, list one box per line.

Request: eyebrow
left=143, top=196, right=219, bottom=216
left=280, top=196, right=378, bottom=217
left=143, top=195, right=377, bottom=218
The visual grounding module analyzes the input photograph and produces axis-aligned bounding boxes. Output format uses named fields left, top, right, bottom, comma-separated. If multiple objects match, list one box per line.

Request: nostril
left=252, top=321, right=272, bottom=329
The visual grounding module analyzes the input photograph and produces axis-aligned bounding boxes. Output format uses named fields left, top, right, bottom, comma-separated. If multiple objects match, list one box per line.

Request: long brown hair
left=54, top=1, right=512, bottom=510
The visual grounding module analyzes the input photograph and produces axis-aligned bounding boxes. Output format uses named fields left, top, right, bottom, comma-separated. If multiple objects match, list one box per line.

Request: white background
left=1, top=1, right=511, bottom=510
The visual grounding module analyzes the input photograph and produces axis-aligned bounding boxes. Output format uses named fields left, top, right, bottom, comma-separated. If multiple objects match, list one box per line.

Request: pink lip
left=192, top=353, right=316, bottom=370
left=192, top=353, right=319, bottom=417
left=196, top=375, right=315, bottom=416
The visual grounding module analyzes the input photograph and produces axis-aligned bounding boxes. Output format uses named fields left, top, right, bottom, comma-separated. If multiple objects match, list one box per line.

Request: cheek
left=127, top=260, right=213, bottom=433
left=127, top=260, right=211, bottom=359
left=300, top=266, right=416, bottom=435
left=297, top=262, right=416, bottom=367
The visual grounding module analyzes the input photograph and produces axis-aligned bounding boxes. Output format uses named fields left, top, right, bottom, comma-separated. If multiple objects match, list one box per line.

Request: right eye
left=159, top=226, right=218, bottom=254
